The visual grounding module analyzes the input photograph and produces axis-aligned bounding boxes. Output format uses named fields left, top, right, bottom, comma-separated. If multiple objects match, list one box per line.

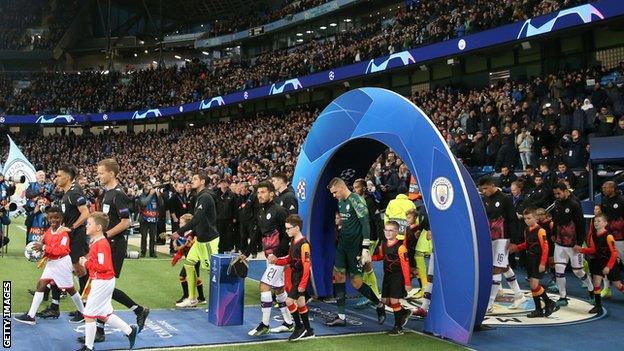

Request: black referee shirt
left=61, top=182, right=87, bottom=228
left=102, top=184, right=132, bottom=237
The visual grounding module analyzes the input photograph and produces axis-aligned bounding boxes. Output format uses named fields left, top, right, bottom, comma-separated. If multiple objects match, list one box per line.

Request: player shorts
left=589, top=258, right=623, bottom=282
left=492, top=239, right=509, bottom=268
left=109, top=236, right=128, bottom=278
left=287, top=270, right=306, bottom=300
left=186, top=237, right=219, bottom=270
left=261, top=262, right=285, bottom=288
left=554, top=244, right=583, bottom=269
left=526, top=255, right=545, bottom=280
left=41, top=255, right=74, bottom=289
left=83, top=278, right=115, bottom=320
left=382, top=272, right=407, bottom=299
left=69, top=226, right=88, bottom=264
left=334, top=241, right=363, bottom=277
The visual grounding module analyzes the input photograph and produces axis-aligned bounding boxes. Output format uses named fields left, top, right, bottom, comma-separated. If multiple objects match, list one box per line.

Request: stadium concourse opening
left=292, top=87, right=492, bottom=344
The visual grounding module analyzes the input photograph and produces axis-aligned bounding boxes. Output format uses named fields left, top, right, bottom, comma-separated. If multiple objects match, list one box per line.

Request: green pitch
left=0, top=217, right=466, bottom=351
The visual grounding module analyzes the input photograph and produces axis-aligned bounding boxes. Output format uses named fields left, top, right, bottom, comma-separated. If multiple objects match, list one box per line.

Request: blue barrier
left=208, top=254, right=245, bottom=326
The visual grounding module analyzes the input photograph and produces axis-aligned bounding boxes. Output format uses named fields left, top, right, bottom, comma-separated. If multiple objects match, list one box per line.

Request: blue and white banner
left=3, top=136, right=37, bottom=183
left=0, top=0, right=622, bottom=125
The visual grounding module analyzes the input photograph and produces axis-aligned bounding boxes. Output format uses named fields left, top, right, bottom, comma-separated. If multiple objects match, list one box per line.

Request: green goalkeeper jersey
left=337, top=192, right=370, bottom=244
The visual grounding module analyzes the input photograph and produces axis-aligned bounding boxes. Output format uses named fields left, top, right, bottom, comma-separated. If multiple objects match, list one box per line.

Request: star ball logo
left=431, top=177, right=454, bottom=211
left=339, top=168, right=356, bottom=182
left=329, top=71, right=335, bottom=81
left=517, top=4, right=604, bottom=39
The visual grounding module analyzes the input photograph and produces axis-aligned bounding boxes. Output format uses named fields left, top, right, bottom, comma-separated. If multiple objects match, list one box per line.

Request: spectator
left=487, top=126, right=502, bottom=166
left=555, top=162, right=577, bottom=189
left=615, top=116, right=624, bottom=136
left=498, top=165, right=518, bottom=193
left=138, top=184, right=164, bottom=258
left=596, top=106, right=617, bottom=137
left=559, top=129, right=587, bottom=169
left=516, top=127, right=534, bottom=169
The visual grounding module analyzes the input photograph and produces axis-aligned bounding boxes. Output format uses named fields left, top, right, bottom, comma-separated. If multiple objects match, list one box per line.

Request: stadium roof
left=112, top=0, right=272, bottom=23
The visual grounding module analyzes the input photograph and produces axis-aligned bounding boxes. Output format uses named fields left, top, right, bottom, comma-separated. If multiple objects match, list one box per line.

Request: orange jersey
left=580, top=230, right=619, bottom=270
left=373, top=240, right=411, bottom=286
left=276, top=237, right=311, bottom=291
left=516, top=225, right=548, bottom=267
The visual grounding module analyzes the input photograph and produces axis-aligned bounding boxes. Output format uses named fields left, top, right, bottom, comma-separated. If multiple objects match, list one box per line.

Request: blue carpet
left=10, top=301, right=395, bottom=351
left=250, top=260, right=624, bottom=350
left=11, top=260, right=624, bottom=350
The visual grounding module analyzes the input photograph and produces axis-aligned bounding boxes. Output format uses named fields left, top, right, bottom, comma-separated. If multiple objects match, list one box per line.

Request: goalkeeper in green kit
left=326, top=177, right=386, bottom=326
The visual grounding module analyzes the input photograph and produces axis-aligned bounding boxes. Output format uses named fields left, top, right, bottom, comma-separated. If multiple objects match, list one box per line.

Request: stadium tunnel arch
left=292, top=87, right=492, bottom=344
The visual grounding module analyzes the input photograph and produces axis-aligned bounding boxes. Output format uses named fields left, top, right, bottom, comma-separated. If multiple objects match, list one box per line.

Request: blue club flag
left=3, top=136, right=36, bottom=183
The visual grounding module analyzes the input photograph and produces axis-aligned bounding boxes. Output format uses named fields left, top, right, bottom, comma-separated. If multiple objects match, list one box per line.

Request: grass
left=1, top=217, right=466, bottom=351
left=148, top=333, right=467, bottom=351
left=1, top=217, right=260, bottom=312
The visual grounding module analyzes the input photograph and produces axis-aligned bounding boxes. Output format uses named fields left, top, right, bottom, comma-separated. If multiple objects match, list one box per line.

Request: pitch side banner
left=1, top=0, right=622, bottom=125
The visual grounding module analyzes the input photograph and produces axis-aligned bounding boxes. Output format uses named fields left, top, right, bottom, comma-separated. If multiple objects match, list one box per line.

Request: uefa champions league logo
left=132, top=109, right=162, bottom=120
left=365, top=51, right=416, bottom=74
left=339, top=168, right=356, bottom=182
left=244, top=91, right=249, bottom=99
left=35, top=115, right=75, bottom=124
left=517, top=4, right=604, bottom=39
left=431, top=177, right=454, bottom=211
left=199, top=96, right=226, bottom=110
left=269, top=78, right=303, bottom=95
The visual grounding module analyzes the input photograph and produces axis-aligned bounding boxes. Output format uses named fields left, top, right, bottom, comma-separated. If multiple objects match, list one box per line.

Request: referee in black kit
left=37, top=164, right=91, bottom=319
left=81, top=158, right=150, bottom=344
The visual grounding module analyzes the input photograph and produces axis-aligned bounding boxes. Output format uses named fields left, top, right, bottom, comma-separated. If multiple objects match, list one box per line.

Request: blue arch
left=292, top=87, right=491, bottom=344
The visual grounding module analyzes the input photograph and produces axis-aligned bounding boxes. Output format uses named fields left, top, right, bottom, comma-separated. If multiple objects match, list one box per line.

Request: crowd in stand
left=1, top=109, right=316, bottom=188
left=203, top=0, right=331, bottom=38
left=413, top=64, right=624, bottom=171
left=2, top=63, right=622, bottom=190
left=195, top=0, right=585, bottom=40
left=0, top=0, right=80, bottom=51
left=0, top=0, right=592, bottom=52
left=1, top=0, right=620, bottom=183
left=0, top=0, right=591, bottom=115
left=0, top=0, right=46, bottom=50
